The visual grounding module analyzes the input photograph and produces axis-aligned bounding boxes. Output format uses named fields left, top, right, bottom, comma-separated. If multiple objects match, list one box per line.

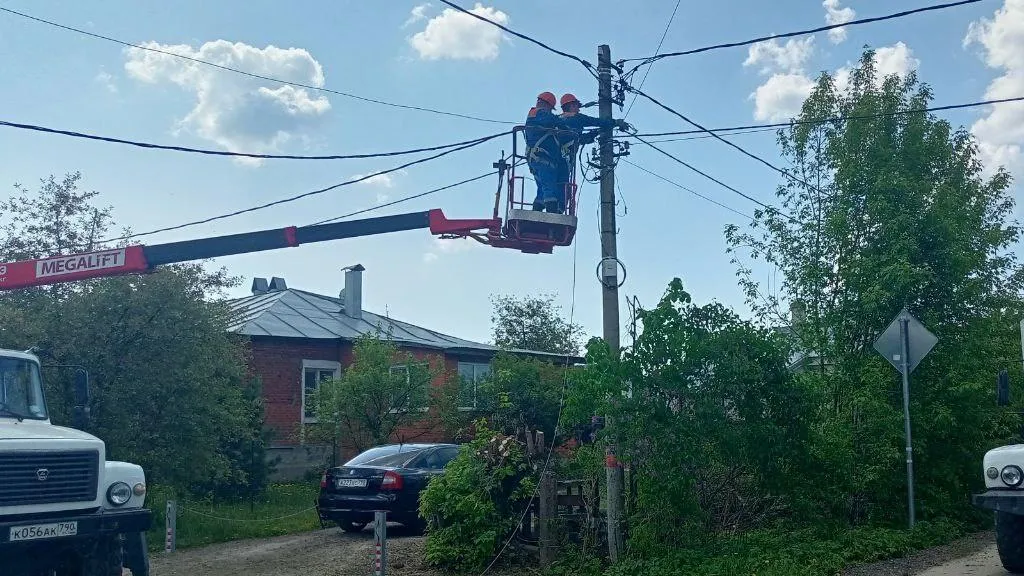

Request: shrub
left=419, top=420, right=536, bottom=572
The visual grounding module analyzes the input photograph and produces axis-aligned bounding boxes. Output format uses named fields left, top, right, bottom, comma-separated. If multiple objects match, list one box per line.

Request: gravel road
left=148, top=526, right=518, bottom=576
left=843, top=531, right=1009, bottom=576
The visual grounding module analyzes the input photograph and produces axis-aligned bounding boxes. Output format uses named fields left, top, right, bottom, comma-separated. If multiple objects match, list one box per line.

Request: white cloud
left=745, top=37, right=816, bottom=122
left=964, top=0, right=1024, bottom=177
left=750, top=73, right=816, bottom=122
left=408, top=3, right=509, bottom=61
left=833, top=42, right=920, bottom=93
left=743, top=37, right=815, bottom=75
left=123, top=40, right=331, bottom=165
left=404, top=3, right=432, bottom=28
left=354, top=173, right=396, bottom=188
left=422, top=236, right=475, bottom=263
left=376, top=192, right=391, bottom=204
left=94, top=69, right=117, bottom=93
left=823, top=0, right=856, bottom=44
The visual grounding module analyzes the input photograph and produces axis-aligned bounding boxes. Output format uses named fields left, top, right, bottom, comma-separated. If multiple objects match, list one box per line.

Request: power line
left=633, top=134, right=794, bottom=221
left=311, top=169, right=504, bottom=225
left=629, top=95, right=1024, bottom=138
left=0, top=118, right=510, bottom=161
left=621, top=0, right=985, bottom=70
left=436, top=0, right=597, bottom=77
left=0, top=6, right=513, bottom=125
left=642, top=126, right=780, bottom=144
left=622, top=159, right=754, bottom=221
left=623, top=0, right=682, bottom=118
left=99, top=136, right=496, bottom=243
left=628, top=86, right=821, bottom=193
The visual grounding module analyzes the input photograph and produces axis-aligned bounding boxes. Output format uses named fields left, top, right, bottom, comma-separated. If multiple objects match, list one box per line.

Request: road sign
left=874, top=308, right=938, bottom=375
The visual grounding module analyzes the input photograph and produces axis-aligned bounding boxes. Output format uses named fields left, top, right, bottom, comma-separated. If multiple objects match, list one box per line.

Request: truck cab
left=0, top=349, right=151, bottom=576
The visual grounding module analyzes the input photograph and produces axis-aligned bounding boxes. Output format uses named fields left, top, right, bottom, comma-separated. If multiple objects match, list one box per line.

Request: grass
left=144, top=483, right=322, bottom=551
left=547, top=518, right=973, bottom=576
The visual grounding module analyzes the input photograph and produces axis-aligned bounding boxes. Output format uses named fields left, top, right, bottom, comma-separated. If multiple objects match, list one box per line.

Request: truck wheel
left=82, top=535, right=123, bottom=576
left=996, top=511, right=1024, bottom=573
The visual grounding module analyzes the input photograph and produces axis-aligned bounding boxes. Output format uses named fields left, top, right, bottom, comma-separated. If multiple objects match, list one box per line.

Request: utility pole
left=597, top=43, right=625, bottom=563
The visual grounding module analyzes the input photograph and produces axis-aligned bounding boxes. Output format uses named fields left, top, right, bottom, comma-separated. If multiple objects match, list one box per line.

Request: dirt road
left=151, top=526, right=435, bottom=576
left=844, top=531, right=1010, bottom=576
left=149, top=526, right=518, bottom=576
left=916, top=545, right=1007, bottom=576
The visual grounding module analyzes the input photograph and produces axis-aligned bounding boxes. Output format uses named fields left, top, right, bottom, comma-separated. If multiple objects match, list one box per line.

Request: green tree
left=725, top=49, right=1024, bottom=522
left=0, top=172, right=262, bottom=492
left=310, top=330, right=456, bottom=454
left=490, top=293, right=584, bottom=355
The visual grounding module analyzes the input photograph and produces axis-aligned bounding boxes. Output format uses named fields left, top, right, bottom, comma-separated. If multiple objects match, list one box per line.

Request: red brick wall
left=247, top=338, right=471, bottom=454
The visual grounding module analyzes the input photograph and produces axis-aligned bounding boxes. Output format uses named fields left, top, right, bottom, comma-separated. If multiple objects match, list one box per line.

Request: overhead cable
left=628, top=86, right=821, bottom=193
left=622, top=159, right=753, bottom=221
left=623, top=0, right=682, bottom=118
left=436, top=0, right=597, bottom=76
left=621, top=0, right=985, bottom=71
left=0, top=118, right=510, bottom=161
left=634, top=135, right=795, bottom=222
left=629, top=95, right=1024, bottom=138
left=99, top=136, right=496, bottom=243
left=0, top=6, right=513, bottom=125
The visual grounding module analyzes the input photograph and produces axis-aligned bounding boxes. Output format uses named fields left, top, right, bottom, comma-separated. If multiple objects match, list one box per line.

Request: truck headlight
left=1002, top=465, right=1023, bottom=487
left=988, top=466, right=1000, bottom=479
left=106, top=481, right=132, bottom=506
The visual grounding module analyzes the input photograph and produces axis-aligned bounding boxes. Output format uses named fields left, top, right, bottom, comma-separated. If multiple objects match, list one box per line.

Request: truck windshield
left=0, top=357, right=47, bottom=420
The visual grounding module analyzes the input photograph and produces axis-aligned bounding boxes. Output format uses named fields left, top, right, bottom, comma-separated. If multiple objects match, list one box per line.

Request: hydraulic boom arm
left=0, top=209, right=498, bottom=291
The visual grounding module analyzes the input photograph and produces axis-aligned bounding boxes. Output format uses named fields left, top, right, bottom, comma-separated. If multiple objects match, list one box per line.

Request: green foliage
left=0, top=172, right=266, bottom=494
left=145, top=483, right=319, bottom=551
left=309, top=330, right=456, bottom=453
left=724, top=48, right=1023, bottom=524
left=490, top=293, right=584, bottom=355
left=476, top=352, right=567, bottom=441
left=419, top=420, right=536, bottom=573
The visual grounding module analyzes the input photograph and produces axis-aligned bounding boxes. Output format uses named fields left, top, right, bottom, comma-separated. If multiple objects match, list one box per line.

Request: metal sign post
left=373, top=511, right=387, bottom=576
left=164, top=500, right=177, bottom=553
left=873, top=308, right=938, bottom=529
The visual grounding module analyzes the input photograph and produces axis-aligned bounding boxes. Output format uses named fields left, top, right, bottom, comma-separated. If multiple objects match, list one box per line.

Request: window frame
left=301, top=359, right=341, bottom=424
left=389, top=362, right=431, bottom=414
left=456, top=361, right=492, bottom=411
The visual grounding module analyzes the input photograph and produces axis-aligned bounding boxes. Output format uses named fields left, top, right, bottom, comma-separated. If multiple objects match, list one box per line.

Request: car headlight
left=106, top=481, right=132, bottom=506
left=1002, top=465, right=1023, bottom=487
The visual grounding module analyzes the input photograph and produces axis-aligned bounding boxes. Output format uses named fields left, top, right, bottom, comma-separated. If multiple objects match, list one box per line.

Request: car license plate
left=9, top=521, right=78, bottom=542
left=337, top=478, right=367, bottom=488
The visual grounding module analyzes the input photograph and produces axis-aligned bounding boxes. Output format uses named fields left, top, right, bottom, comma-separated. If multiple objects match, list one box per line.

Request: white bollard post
left=164, top=500, right=176, bottom=553
left=373, top=510, right=387, bottom=576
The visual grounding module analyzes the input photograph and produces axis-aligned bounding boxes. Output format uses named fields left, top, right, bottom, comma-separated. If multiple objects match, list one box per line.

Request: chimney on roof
left=251, top=277, right=269, bottom=295
left=269, top=277, right=288, bottom=292
left=342, top=264, right=364, bottom=320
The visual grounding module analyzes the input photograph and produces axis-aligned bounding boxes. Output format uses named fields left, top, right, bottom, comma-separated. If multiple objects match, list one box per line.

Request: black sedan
left=317, top=443, right=460, bottom=533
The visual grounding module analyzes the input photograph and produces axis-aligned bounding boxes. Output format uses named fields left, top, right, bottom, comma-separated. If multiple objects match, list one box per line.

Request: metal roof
left=225, top=288, right=571, bottom=359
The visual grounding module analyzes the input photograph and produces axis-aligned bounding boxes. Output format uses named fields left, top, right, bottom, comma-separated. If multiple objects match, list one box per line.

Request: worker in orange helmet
left=524, top=91, right=570, bottom=212
left=557, top=94, right=632, bottom=210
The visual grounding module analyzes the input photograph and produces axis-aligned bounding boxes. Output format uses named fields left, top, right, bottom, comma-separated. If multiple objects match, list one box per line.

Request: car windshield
left=345, top=445, right=428, bottom=467
left=0, top=357, right=47, bottom=420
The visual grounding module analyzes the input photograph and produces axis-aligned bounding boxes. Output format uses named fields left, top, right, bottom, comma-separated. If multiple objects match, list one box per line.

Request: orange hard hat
left=537, top=91, right=556, bottom=107
left=560, top=93, right=580, bottom=107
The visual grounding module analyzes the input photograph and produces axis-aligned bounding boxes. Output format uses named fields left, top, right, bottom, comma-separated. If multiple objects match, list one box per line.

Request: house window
left=389, top=363, right=430, bottom=413
left=302, top=360, right=341, bottom=424
left=457, top=361, right=491, bottom=410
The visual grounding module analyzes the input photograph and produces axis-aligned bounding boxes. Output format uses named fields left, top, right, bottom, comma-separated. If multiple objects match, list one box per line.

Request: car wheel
left=997, top=511, right=1024, bottom=573
left=338, top=520, right=367, bottom=533
left=404, top=516, right=428, bottom=536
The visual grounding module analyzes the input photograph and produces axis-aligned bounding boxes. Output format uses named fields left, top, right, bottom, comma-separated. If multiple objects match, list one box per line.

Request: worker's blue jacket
left=524, top=107, right=567, bottom=166
left=560, top=111, right=615, bottom=149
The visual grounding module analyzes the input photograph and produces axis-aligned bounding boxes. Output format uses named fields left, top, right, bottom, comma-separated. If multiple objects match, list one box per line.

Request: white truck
left=973, top=369, right=1024, bottom=574
left=0, top=348, right=151, bottom=576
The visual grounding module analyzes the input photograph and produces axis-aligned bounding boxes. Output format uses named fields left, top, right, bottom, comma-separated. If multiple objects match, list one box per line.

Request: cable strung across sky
left=0, top=6, right=514, bottom=125
left=620, top=0, right=986, bottom=72
left=628, top=95, right=1024, bottom=139
left=622, top=158, right=754, bottom=221
left=0, top=118, right=511, bottom=161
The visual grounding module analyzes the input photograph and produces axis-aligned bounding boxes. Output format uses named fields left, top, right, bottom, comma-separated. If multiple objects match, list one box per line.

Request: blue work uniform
left=560, top=111, right=616, bottom=178
left=524, top=106, right=569, bottom=212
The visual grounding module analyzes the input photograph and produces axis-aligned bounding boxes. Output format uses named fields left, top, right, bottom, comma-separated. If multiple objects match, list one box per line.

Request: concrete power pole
left=597, top=43, right=625, bottom=562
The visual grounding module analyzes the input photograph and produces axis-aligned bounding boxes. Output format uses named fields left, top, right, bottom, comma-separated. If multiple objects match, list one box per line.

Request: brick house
left=226, top=265, right=575, bottom=480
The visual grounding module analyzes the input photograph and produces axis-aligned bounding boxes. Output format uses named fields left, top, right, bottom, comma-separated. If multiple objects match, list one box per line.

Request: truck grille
left=0, top=450, right=99, bottom=507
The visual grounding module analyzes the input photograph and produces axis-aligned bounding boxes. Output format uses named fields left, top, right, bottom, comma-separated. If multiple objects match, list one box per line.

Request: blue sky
left=0, top=0, right=1021, bottom=345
